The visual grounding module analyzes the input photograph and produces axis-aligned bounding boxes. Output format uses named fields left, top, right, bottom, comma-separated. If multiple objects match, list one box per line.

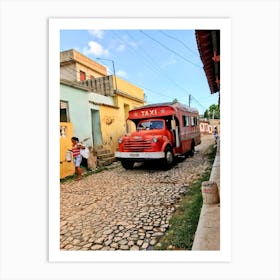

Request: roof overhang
left=195, top=30, right=220, bottom=94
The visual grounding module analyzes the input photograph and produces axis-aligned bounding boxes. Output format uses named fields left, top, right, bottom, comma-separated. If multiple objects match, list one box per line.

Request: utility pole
left=96, top=58, right=118, bottom=92
left=189, top=94, right=191, bottom=107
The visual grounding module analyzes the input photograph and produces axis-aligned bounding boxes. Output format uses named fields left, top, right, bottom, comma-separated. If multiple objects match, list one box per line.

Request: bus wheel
left=162, top=147, right=174, bottom=170
left=189, top=142, right=195, bottom=157
left=121, top=160, right=134, bottom=170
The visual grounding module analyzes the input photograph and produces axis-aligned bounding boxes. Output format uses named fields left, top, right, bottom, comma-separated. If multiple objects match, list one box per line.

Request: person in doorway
left=69, top=137, right=85, bottom=180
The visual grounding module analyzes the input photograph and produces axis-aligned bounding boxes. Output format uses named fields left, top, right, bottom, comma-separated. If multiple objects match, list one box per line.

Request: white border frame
left=49, top=18, right=231, bottom=262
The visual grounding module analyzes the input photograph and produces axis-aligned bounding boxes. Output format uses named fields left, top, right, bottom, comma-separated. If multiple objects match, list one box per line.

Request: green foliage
left=204, top=104, right=220, bottom=119
left=154, top=145, right=217, bottom=250
left=154, top=172, right=208, bottom=250
left=204, top=109, right=209, bottom=118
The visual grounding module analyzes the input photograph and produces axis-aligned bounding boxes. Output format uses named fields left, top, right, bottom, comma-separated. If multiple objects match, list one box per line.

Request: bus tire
left=162, top=147, right=174, bottom=170
left=121, top=160, right=134, bottom=170
left=189, top=141, right=195, bottom=157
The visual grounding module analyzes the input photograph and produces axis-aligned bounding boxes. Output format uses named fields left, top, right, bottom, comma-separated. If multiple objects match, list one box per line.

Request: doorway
left=91, top=109, right=102, bottom=146
left=124, top=103, right=130, bottom=133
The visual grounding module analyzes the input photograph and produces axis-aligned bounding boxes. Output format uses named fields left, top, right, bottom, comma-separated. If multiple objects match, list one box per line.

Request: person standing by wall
left=69, top=137, right=85, bottom=180
left=214, top=126, right=218, bottom=144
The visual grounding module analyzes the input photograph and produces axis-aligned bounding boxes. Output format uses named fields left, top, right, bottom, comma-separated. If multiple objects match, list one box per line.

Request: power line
left=110, top=30, right=170, bottom=81
left=61, top=58, right=209, bottom=110
left=124, top=30, right=192, bottom=95
left=122, top=31, right=207, bottom=108
left=139, top=30, right=202, bottom=68
left=189, top=94, right=207, bottom=111
left=159, top=30, right=199, bottom=58
left=61, top=38, right=207, bottom=109
left=60, top=66, right=174, bottom=101
left=110, top=30, right=206, bottom=104
left=62, top=66, right=209, bottom=109
left=112, top=31, right=203, bottom=104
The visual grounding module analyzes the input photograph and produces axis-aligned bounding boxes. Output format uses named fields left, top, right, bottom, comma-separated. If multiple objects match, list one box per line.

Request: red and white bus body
left=115, top=102, right=201, bottom=169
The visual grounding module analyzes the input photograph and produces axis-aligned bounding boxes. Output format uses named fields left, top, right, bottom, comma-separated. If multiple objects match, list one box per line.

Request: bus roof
left=128, top=102, right=199, bottom=120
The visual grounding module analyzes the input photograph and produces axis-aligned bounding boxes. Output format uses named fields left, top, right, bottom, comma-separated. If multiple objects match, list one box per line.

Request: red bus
left=115, top=102, right=201, bottom=169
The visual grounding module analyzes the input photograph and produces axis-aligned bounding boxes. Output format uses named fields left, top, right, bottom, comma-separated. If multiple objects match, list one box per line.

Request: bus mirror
left=171, top=120, right=176, bottom=130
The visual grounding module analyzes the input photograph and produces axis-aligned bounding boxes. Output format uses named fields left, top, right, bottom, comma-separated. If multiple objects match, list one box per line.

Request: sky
left=60, top=29, right=219, bottom=115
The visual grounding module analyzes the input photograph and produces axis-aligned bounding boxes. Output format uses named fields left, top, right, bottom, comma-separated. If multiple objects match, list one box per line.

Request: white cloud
left=88, top=30, right=104, bottom=39
left=110, top=35, right=141, bottom=53
left=116, top=44, right=125, bottom=52
left=83, top=41, right=109, bottom=57
left=116, top=70, right=128, bottom=78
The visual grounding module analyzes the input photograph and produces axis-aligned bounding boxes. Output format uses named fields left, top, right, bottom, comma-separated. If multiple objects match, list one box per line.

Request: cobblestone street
left=60, top=135, right=215, bottom=251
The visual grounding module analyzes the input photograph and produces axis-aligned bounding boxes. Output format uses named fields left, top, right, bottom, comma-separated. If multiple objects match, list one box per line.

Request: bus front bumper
left=115, top=151, right=165, bottom=160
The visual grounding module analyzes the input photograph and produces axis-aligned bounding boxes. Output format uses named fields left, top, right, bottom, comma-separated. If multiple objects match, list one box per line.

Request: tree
left=204, top=109, right=209, bottom=118
left=204, top=104, right=220, bottom=119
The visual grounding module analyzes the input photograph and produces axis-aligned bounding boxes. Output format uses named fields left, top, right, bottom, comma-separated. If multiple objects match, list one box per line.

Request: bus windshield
left=137, top=120, right=164, bottom=130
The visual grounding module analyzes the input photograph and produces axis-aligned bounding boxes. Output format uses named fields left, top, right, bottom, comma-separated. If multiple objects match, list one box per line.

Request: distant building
left=199, top=118, right=220, bottom=135
left=200, top=119, right=211, bottom=134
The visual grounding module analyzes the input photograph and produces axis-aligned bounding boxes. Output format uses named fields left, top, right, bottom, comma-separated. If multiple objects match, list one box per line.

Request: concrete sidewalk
left=192, top=140, right=220, bottom=250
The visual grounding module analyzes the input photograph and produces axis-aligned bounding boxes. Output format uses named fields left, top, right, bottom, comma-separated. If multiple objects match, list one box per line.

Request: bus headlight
left=118, top=138, right=123, bottom=144
left=152, top=136, right=158, bottom=143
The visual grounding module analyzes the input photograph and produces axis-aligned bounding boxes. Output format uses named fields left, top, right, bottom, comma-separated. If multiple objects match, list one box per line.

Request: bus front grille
left=123, top=139, right=152, bottom=152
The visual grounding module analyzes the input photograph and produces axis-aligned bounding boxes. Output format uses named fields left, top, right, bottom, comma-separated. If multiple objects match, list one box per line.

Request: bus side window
left=191, top=116, right=198, bottom=126
left=182, top=115, right=189, bottom=127
left=182, top=116, right=186, bottom=126
left=166, top=119, right=171, bottom=130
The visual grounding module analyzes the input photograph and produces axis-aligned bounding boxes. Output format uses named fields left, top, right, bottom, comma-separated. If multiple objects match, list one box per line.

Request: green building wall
left=60, top=84, right=93, bottom=145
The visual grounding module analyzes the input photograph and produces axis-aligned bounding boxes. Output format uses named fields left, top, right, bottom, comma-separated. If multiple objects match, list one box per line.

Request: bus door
left=171, top=116, right=180, bottom=148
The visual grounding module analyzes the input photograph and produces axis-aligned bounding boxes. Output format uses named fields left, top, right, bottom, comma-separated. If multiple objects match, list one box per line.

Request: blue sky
left=60, top=29, right=219, bottom=114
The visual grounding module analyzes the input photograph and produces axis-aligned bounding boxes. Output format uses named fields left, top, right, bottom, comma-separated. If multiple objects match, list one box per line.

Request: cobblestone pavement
left=60, top=135, right=214, bottom=251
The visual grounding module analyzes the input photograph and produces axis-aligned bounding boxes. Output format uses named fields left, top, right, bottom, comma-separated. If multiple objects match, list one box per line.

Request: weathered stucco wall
left=115, top=77, right=144, bottom=100
left=60, top=64, right=77, bottom=81
left=100, top=95, right=142, bottom=152
left=60, top=66, right=145, bottom=154
left=60, top=122, right=75, bottom=178
left=60, top=49, right=107, bottom=81
left=60, top=84, right=92, bottom=145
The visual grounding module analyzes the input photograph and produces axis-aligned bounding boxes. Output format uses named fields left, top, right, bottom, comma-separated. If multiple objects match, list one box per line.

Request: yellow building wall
left=98, top=76, right=145, bottom=152
left=60, top=122, right=75, bottom=179
left=73, top=50, right=107, bottom=76
left=114, top=76, right=144, bottom=100
left=99, top=106, right=122, bottom=152
left=99, top=95, right=143, bottom=152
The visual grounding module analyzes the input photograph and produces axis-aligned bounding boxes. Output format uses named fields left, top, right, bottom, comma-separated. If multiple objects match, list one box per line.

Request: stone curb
left=192, top=141, right=220, bottom=250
